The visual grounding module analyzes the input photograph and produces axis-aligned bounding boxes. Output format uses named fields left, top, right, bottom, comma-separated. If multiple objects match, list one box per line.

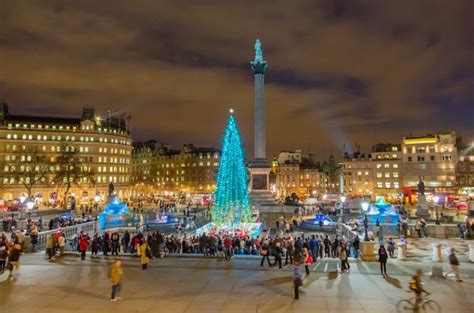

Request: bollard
left=469, top=242, right=474, bottom=263
left=432, top=243, right=443, bottom=262
left=397, top=242, right=407, bottom=260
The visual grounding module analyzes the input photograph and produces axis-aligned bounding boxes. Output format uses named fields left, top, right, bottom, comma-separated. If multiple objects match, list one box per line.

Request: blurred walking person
left=110, top=259, right=123, bottom=301
left=292, top=259, right=303, bottom=300
left=446, top=248, right=462, bottom=282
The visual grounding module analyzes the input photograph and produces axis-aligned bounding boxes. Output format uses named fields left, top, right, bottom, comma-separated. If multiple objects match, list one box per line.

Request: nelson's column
left=248, top=39, right=274, bottom=206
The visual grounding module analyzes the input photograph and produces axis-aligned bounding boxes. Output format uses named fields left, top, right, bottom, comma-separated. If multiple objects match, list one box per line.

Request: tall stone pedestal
left=416, top=195, right=430, bottom=217
left=360, top=241, right=377, bottom=261
left=248, top=160, right=274, bottom=206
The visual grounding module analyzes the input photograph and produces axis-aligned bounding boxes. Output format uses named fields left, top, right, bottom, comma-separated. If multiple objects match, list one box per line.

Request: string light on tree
left=212, top=110, right=251, bottom=226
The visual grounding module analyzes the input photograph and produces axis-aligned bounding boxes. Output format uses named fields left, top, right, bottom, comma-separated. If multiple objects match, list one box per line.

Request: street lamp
left=19, top=195, right=26, bottom=203
left=340, top=195, right=346, bottom=217
left=433, top=196, right=440, bottom=225
left=94, top=194, right=100, bottom=215
left=361, top=201, right=370, bottom=241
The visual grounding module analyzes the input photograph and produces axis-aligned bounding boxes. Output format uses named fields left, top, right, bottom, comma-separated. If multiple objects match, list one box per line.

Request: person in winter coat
left=111, top=232, right=120, bottom=255
left=309, top=235, right=319, bottom=264
left=352, top=235, right=360, bottom=259
left=340, top=243, right=350, bottom=272
left=285, top=237, right=294, bottom=266
left=303, top=247, right=312, bottom=276
left=323, top=235, right=331, bottom=258
left=122, top=230, right=131, bottom=253
left=103, top=231, right=111, bottom=256
left=272, top=237, right=283, bottom=269
left=260, top=239, right=272, bottom=267
left=139, top=240, right=149, bottom=270
left=79, top=233, right=89, bottom=260
left=387, top=237, right=395, bottom=258
left=292, top=259, right=303, bottom=300
left=30, top=225, right=38, bottom=252
left=0, top=246, right=8, bottom=274
left=91, top=234, right=101, bottom=257
left=46, top=234, right=54, bottom=259
left=58, top=234, right=65, bottom=255
left=378, top=244, right=388, bottom=276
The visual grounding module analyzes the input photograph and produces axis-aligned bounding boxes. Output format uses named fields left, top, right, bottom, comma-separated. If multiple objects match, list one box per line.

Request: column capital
left=250, top=60, right=267, bottom=75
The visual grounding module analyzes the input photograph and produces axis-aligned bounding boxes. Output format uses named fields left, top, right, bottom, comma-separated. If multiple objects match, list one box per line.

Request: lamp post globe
left=26, top=201, right=35, bottom=210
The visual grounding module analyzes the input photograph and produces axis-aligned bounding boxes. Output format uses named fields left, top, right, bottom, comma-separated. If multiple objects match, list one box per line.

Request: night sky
left=1, top=1, right=473, bottom=159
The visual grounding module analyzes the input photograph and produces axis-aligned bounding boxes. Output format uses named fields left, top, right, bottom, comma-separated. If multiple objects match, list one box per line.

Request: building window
left=417, top=156, right=425, bottom=162
left=394, top=182, right=400, bottom=188
left=384, top=173, right=390, bottom=178
left=376, top=163, right=382, bottom=169
left=385, top=182, right=391, bottom=188
left=377, top=182, right=383, bottom=188
left=384, top=163, right=390, bottom=168
left=393, top=172, right=399, bottom=178
left=393, top=164, right=399, bottom=168
left=376, top=173, right=382, bottom=178
left=430, top=156, right=435, bottom=161
left=408, top=156, right=412, bottom=162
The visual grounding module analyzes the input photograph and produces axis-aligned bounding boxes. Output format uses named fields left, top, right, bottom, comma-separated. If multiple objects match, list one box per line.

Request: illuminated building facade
left=371, top=143, right=402, bottom=199
left=341, top=152, right=374, bottom=198
left=456, top=148, right=474, bottom=196
left=153, top=144, right=220, bottom=194
left=275, top=150, right=324, bottom=199
left=401, top=132, right=457, bottom=193
left=0, top=102, right=133, bottom=204
left=131, top=140, right=169, bottom=197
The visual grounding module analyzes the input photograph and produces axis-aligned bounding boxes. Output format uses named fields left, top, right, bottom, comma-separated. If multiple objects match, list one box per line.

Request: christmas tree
left=212, top=111, right=251, bottom=226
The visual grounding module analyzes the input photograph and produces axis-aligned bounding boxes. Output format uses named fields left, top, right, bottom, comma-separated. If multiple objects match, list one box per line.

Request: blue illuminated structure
left=363, top=198, right=401, bottom=224
left=301, top=214, right=336, bottom=231
left=103, top=196, right=129, bottom=214
left=212, top=111, right=252, bottom=226
left=98, top=196, right=131, bottom=229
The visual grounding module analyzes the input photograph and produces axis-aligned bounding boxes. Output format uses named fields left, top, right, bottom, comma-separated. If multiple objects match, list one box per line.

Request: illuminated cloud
left=1, top=1, right=472, bottom=158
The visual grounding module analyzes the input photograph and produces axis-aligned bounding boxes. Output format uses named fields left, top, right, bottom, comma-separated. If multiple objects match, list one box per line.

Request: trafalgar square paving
left=0, top=248, right=473, bottom=313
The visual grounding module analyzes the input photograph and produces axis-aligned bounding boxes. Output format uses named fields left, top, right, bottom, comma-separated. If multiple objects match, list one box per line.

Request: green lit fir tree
left=212, top=111, right=251, bottom=226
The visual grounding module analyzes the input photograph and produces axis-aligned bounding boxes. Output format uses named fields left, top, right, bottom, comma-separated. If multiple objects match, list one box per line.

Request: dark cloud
left=1, top=0, right=473, bottom=159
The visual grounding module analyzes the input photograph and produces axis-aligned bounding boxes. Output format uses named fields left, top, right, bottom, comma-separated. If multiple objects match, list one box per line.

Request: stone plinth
left=397, top=242, right=408, bottom=260
left=360, top=241, right=377, bottom=261
left=416, top=195, right=430, bottom=217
